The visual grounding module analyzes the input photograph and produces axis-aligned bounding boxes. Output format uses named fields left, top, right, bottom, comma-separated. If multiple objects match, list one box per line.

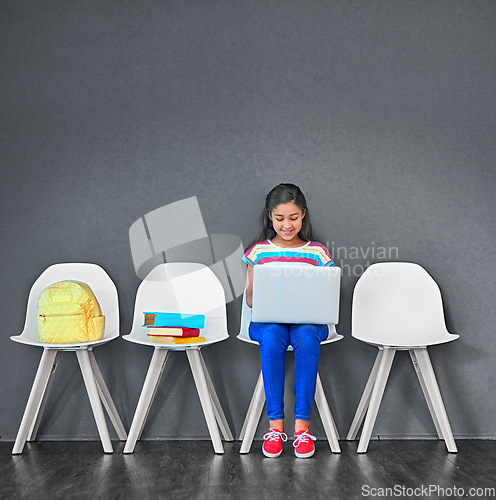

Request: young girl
left=242, top=183, right=335, bottom=459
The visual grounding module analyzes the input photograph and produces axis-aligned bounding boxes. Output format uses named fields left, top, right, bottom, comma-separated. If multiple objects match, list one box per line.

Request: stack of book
left=144, top=312, right=206, bottom=344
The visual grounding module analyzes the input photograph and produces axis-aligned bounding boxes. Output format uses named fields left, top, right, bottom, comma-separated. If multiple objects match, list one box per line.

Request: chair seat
left=123, top=333, right=229, bottom=349
left=11, top=331, right=120, bottom=350
left=352, top=332, right=459, bottom=349
left=352, top=331, right=459, bottom=348
left=237, top=331, right=344, bottom=349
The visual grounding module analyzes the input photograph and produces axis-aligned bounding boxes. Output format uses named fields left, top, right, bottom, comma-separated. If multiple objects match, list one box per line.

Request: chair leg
left=187, top=349, right=224, bottom=454
left=357, top=347, right=396, bottom=453
left=137, top=349, right=170, bottom=442
left=76, top=350, right=113, bottom=453
left=88, top=350, right=128, bottom=441
left=124, top=348, right=169, bottom=454
left=198, top=351, right=234, bottom=441
left=27, top=350, right=61, bottom=442
left=239, top=371, right=263, bottom=442
left=409, top=350, right=443, bottom=439
left=12, top=349, right=59, bottom=454
left=239, top=371, right=266, bottom=454
left=314, top=372, right=341, bottom=453
left=346, top=349, right=383, bottom=440
left=413, top=348, right=457, bottom=453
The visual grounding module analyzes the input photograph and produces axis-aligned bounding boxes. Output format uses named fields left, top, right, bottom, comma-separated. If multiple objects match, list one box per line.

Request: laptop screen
left=252, top=264, right=341, bottom=325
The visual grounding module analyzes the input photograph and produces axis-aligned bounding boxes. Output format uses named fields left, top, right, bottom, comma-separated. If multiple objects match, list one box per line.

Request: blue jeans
left=249, top=322, right=329, bottom=421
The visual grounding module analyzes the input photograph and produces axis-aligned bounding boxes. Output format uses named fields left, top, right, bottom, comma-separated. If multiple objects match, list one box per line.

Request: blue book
left=143, top=312, right=205, bottom=329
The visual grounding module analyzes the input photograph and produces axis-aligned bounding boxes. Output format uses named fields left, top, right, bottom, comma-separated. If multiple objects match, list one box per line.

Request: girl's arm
left=245, top=265, right=254, bottom=308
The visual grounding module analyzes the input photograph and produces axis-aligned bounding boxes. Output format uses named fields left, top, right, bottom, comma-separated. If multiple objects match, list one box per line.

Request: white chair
left=237, top=291, right=343, bottom=453
left=346, top=262, right=459, bottom=453
left=123, top=262, right=234, bottom=454
left=11, top=263, right=127, bottom=454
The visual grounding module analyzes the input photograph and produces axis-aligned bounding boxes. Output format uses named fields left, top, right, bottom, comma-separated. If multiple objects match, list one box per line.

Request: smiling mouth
left=282, top=229, right=293, bottom=236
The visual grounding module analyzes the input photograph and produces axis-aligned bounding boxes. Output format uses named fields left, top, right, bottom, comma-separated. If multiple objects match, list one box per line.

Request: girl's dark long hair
left=246, top=183, right=315, bottom=250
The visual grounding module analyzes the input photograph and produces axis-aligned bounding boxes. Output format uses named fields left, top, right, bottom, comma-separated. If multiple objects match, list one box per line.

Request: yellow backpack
left=37, top=280, right=105, bottom=344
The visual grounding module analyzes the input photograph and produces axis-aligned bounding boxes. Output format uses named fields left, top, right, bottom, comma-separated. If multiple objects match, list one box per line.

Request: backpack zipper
left=39, top=312, right=83, bottom=322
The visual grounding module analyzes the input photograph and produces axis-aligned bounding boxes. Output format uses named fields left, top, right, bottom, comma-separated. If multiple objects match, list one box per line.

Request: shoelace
left=263, top=429, right=288, bottom=443
left=293, top=431, right=316, bottom=448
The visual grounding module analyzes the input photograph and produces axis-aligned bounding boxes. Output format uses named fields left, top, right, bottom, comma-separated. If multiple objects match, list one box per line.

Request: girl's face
left=269, top=201, right=306, bottom=244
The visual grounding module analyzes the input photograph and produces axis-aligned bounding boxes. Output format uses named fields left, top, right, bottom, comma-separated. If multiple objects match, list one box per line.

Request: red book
left=146, top=327, right=200, bottom=337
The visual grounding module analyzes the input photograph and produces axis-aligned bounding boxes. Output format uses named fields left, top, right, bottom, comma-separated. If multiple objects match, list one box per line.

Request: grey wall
left=1, top=0, right=495, bottom=442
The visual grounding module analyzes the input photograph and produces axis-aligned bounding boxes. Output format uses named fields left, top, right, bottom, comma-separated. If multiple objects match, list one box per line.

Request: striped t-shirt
left=242, top=240, right=334, bottom=267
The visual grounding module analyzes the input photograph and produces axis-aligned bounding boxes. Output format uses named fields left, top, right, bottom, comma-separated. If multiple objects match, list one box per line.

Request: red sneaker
left=293, top=430, right=316, bottom=458
left=262, top=428, right=288, bottom=458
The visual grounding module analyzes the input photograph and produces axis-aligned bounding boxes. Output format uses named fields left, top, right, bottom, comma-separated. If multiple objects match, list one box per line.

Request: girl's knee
left=291, top=324, right=328, bottom=348
left=293, top=335, right=321, bottom=354
left=307, top=324, right=329, bottom=339
left=250, top=322, right=290, bottom=350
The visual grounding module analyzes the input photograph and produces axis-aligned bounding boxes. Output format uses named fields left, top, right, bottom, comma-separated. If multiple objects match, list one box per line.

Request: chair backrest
left=237, top=291, right=259, bottom=344
left=237, top=289, right=342, bottom=345
left=16, top=263, right=119, bottom=346
left=127, top=262, right=228, bottom=343
left=352, top=262, right=458, bottom=347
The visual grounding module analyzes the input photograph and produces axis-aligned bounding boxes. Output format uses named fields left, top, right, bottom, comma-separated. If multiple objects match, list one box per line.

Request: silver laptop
left=252, top=263, right=341, bottom=325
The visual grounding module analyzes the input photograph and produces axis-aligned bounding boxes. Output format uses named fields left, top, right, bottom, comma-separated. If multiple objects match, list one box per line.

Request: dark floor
left=1, top=440, right=495, bottom=500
